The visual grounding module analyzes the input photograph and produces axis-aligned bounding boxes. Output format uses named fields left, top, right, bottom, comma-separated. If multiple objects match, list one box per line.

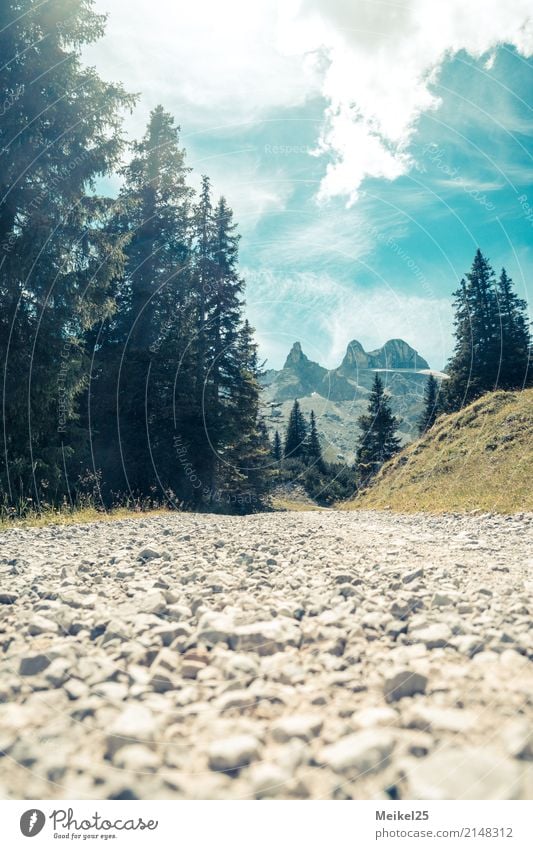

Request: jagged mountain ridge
left=261, top=338, right=439, bottom=462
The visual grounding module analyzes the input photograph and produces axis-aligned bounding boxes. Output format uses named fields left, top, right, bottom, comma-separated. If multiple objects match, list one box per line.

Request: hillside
left=261, top=338, right=441, bottom=462
left=347, top=389, right=533, bottom=513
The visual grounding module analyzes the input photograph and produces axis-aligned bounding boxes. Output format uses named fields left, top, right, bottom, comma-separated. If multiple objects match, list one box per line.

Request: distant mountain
left=343, top=338, right=430, bottom=372
left=261, top=339, right=443, bottom=463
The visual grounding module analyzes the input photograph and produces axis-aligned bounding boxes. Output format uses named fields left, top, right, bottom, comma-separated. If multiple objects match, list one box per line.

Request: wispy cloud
left=245, top=269, right=453, bottom=370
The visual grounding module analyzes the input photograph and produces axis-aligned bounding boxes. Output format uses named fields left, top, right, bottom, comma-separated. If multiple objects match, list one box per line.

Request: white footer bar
left=1, top=799, right=531, bottom=848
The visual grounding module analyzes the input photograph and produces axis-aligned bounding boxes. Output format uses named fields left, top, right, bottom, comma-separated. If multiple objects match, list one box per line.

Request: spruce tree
left=273, top=431, right=282, bottom=462
left=356, top=374, right=401, bottom=482
left=284, top=400, right=308, bottom=459
left=418, top=374, right=440, bottom=435
left=496, top=268, right=532, bottom=389
left=88, top=107, right=193, bottom=500
left=444, top=249, right=500, bottom=409
left=0, top=0, right=135, bottom=507
left=204, top=195, right=245, bottom=495
left=305, top=410, right=325, bottom=471
left=221, top=320, right=271, bottom=510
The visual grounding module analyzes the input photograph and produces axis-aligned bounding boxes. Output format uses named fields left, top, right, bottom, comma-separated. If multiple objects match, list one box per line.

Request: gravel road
left=0, top=510, right=532, bottom=800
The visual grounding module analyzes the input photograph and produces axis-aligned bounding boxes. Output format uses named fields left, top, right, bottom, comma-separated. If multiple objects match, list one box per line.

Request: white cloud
left=280, top=0, right=533, bottom=202
left=86, top=0, right=318, bottom=128
left=87, top=0, right=533, bottom=205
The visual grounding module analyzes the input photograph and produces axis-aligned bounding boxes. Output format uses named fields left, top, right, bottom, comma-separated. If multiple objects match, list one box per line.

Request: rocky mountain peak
left=367, top=338, right=429, bottom=370
left=340, top=340, right=368, bottom=372
left=284, top=341, right=308, bottom=369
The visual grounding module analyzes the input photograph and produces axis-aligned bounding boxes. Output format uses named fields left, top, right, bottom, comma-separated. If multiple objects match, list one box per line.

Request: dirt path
left=0, top=510, right=532, bottom=799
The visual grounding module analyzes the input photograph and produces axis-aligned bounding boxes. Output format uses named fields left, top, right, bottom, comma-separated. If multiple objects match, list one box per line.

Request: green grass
left=0, top=505, right=174, bottom=530
left=343, top=389, right=533, bottom=514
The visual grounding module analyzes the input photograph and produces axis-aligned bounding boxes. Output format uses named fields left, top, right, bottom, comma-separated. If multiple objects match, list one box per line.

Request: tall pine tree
left=0, top=0, right=135, bottom=507
left=220, top=320, right=271, bottom=510
left=284, top=400, right=308, bottom=459
left=305, top=410, right=325, bottom=471
left=418, top=374, right=440, bottom=435
left=88, top=107, right=193, bottom=501
left=495, top=268, right=531, bottom=389
left=203, top=195, right=245, bottom=497
left=356, top=374, right=401, bottom=483
left=444, top=250, right=500, bottom=409
left=272, top=431, right=282, bottom=462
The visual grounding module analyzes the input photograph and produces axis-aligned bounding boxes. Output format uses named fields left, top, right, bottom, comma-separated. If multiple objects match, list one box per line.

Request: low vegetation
left=0, top=505, right=175, bottom=530
left=346, top=389, right=533, bottom=513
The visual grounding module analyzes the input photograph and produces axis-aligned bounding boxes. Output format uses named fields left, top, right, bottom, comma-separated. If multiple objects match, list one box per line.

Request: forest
left=1, top=1, right=531, bottom=517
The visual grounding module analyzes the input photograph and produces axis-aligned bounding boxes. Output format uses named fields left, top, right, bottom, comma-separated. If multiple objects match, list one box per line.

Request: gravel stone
left=272, top=714, right=323, bottom=742
left=106, top=705, right=157, bottom=757
left=384, top=670, right=428, bottom=702
left=208, top=735, right=260, bottom=772
left=19, top=654, right=52, bottom=676
left=320, top=730, right=395, bottom=774
left=406, top=747, right=524, bottom=799
left=0, top=509, right=531, bottom=800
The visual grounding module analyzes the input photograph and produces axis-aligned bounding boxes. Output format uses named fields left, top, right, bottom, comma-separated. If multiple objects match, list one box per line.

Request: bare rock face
left=338, top=339, right=369, bottom=374
left=0, top=509, right=532, bottom=800
left=367, top=338, right=430, bottom=370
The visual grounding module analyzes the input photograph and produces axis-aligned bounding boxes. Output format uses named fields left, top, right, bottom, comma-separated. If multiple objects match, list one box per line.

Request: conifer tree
left=284, top=400, right=308, bottom=459
left=273, top=431, right=282, bottom=462
left=204, top=195, right=245, bottom=494
left=220, top=320, right=271, bottom=510
left=495, top=268, right=532, bottom=389
left=418, top=374, right=440, bottom=435
left=0, top=0, right=135, bottom=506
left=192, top=175, right=214, bottom=405
left=0, top=4, right=281, bottom=515
left=305, top=410, right=325, bottom=471
left=356, top=374, right=401, bottom=483
left=444, top=250, right=500, bottom=409
left=88, top=107, right=193, bottom=499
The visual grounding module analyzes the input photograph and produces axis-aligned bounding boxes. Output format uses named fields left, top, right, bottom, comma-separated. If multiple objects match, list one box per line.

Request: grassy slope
left=344, top=389, right=533, bottom=514
left=0, top=506, right=174, bottom=531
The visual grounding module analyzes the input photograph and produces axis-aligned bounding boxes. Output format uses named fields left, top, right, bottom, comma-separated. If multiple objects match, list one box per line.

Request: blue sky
left=85, top=0, right=533, bottom=370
